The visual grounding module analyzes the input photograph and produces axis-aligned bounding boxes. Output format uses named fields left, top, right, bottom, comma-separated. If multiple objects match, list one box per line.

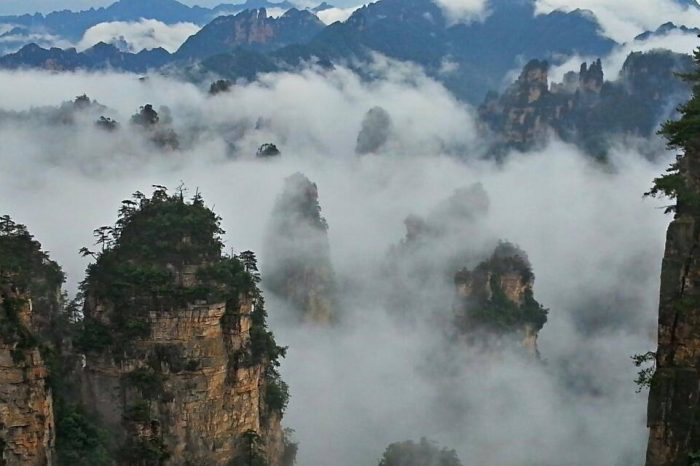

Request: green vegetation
left=690, top=451, right=700, bottom=466
left=0, top=215, right=65, bottom=294
left=469, top=281, right=548, bottom=333
left=632, top=351, right=657, bottom=392
left=646, top=46, right=700, bottom=213
left=230, top=430, right=269, bottom=466
left=464, top=243, right=548, bottom=334
left=119, top=436, right=171, bottom=466
left=124, top=367, right=166, bottom=400
left=378, top=438, right=463, bottom=466
left=78, top=186, right=241, bottom=353
left=55, top=404, right=112, bottom=466
left=0, top=215, right=65, bottom=347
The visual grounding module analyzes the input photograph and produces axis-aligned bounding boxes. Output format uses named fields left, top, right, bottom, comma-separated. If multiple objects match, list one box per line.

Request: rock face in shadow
left=75, top=188, right=292, bottom=465
left=264, top=173, right=336, bottom=324
left=645, top=47, right=700, bottom=466
left=0, top=216, right=64, bottom=465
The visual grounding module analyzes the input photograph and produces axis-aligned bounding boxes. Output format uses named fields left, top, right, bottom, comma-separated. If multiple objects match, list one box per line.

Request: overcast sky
left=0, top=0, right=361, bottom=15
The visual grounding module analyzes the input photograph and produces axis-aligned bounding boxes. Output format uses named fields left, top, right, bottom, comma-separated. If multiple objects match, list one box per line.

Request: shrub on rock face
left=378, top=438, right=463, bottom=466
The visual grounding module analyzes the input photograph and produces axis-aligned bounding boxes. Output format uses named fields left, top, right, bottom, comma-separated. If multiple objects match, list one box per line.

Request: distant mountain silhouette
left=0, top=0, right=295, bottom=42
left=2, top=0, right=680, bottom=106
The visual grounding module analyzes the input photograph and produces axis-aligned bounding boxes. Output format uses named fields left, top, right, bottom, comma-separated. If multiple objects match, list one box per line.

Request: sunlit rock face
left=0, top=217, right=64, bottom=466
left=264, top=173, right=336, bottom=324
left=453, top=242, right=548, bottom=356
left=76, top=190, right=291, bottom=465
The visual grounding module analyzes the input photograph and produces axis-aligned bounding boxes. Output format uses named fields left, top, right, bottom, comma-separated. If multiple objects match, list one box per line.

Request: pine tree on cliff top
left=646, top=43, right=700, bottom=212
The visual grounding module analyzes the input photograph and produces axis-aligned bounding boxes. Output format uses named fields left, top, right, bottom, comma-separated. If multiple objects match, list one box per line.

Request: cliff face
left=265, top=173, right=335, bottom=324
left=76, top=189, right=291, bottom=465
left=453, top=242, right=547, bottom=355
left=0, top=291, right=55, bottom=466
left=479, top=50, right=692, bottom=156
left=0, top=216, right=63, bottom=465
left=645, top=50, right=700, bottom=466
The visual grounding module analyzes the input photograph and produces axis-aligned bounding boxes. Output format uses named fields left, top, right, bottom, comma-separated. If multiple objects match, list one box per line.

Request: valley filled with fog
left=0, top=0, right=697, bottom=465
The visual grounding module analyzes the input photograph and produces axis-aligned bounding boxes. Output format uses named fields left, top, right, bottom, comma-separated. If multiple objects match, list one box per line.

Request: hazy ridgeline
left=0, top=57, right=675, bottom=465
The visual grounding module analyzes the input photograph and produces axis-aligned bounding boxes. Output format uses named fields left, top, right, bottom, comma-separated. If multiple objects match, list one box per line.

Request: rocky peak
left=453, top=242, right=547, bottom=355
left=516, top=59, right=549, bottom=104
left=579, top=58, right=603, bottom=93
left=76, top=188, right=292, bottom=464
left=264, top=173, right=336, bottom=324
left=479, top=50, right=692, bottom=156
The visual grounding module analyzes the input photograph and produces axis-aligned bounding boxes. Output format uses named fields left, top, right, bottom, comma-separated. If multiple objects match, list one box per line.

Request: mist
left=0, top=63, right=672, bottom=465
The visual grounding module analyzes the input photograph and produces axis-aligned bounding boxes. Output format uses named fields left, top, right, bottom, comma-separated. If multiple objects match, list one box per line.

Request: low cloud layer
left=78, top=19, right=200, bottom=52
left=433, top=0, right=490, bottom=23
left=0, top=62, right=673, bottom=465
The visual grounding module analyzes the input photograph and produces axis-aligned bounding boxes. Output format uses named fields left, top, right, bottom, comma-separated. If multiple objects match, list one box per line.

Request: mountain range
left=0, top=0, right=297, bottom=41
left=0, top=0, right=627, bottom=103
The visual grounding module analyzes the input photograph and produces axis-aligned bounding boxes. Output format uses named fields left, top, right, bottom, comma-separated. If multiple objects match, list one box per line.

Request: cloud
left=535, top=0, right=700, bottom=43
left=433, top=0, right=490, bottom=23
left=316, top=5, right=363, bottom=24
left=0, top=26, right=73, bottom=55
left=0, top=62, right=674, bottom=465
left=77, top=19, right=200, bottom=53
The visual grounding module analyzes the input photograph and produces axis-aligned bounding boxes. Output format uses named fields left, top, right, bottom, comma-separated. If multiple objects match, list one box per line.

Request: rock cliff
left=645, top=47, right=700, bottom=466
left=75, top=188, right=293, bottom=465
left=264, top=173, right=336, bottom=324
left=0, top=216, right=64, bottom=465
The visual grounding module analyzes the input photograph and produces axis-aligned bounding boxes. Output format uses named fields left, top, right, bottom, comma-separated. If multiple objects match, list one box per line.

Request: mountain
left=635, top=21, right=700, bottom=41
left=0, top=42, right=172, bottom=73
left=288, top=0, right=617, bottom=102
left=176, top=8, right=325, bottom=59
left=478, top=50, right=693, bottom=156
left=0, top=0, right=295, bottom=43
left=0, top=0, right=621, bottom=103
